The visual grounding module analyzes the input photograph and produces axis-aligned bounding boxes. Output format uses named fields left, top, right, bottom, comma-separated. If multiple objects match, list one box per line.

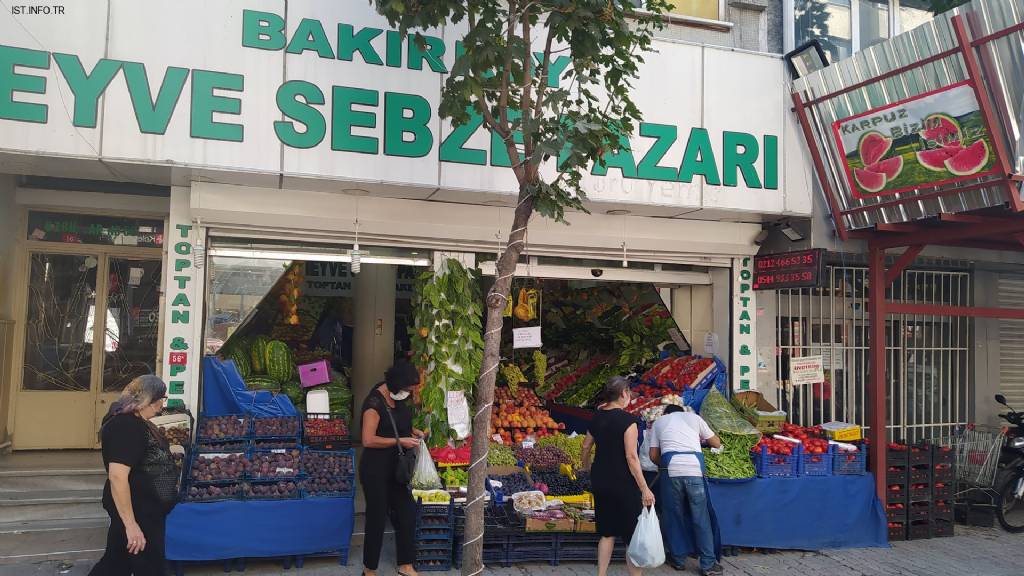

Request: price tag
left=275, top=467, right=294, bottom=474
left=513, top=326, right=542, bottom=349
left=522, top=440, right=535, bottom=449
left=492, top=434, right=504, bottom=444
left=271, top=449, right=286, bottom=454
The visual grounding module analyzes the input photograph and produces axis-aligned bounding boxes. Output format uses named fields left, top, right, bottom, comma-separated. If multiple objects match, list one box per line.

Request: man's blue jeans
left=666, top=476, right=716, bottom=571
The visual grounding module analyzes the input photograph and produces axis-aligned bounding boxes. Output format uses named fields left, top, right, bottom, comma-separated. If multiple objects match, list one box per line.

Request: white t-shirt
left=649, top=412, right=716, bottom=477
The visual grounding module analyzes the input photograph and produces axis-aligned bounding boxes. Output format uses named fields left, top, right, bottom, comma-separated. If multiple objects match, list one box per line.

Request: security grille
left=997, top=275, right=1024, bottom=408
left=776, top=266, right=971, bottom=443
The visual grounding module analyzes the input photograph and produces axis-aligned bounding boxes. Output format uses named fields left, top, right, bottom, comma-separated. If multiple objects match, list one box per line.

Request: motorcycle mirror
left=995, top=394, right=1008, bottom=406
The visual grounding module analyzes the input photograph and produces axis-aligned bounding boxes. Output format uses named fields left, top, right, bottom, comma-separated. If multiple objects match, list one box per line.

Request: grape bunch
left=185, top=483, right=241, bottom=501
left=249, top=450, right=300, bottom=479
left=532, top=470, right=590, bottom=496
left=514, top=445, right=569, bottom=470
left=244, top=481, right=299, bottom=499
left=537, top=435, right=584, bottom=469
left=487, top=443, right=517, bottom=466
left=190, top=454, right=248, bottom=482
left=301, top=451, right=354, bottom=477
left=302, top=476, right=353, bottom=496
left=488, top=473, right=533, bottom=494
left=253, top=417, right=300, bottom=437
left=198, top=416, right=247, bottom=440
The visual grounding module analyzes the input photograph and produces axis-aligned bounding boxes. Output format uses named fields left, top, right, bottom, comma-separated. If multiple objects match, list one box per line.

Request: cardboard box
left=821, top=421, right=862, bottom=441
left=733, top=391, right=786, bottom=434
left=575, top=519, right=596, bottom=533
left=525, top=517, right=574, bottom=532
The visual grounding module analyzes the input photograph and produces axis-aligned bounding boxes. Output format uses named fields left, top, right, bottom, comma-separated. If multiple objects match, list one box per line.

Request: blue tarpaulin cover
left=708, top=474, right=888, bottom=549
left=166, top=497, right=354, bottom=561
left=202, top=356, right=298, bottom=417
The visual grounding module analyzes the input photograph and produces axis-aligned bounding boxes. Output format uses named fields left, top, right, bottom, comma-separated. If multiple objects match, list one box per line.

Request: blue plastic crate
left=833, top=446, right=868, bottom=475
left=754, top=445, right=798, bottom=478
left=416, top=560, right=452, bottom=572
left=416, top=500, right=455, bottom=529
left=798, top=446, right=833, bottom=477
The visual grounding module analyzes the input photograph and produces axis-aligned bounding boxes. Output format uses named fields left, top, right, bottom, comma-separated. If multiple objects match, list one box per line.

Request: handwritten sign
left=513, top=326, right=543, bottom=349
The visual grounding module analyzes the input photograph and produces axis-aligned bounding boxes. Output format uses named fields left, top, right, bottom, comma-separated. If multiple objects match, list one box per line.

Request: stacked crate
left=931, top=444, right=956, bottom=538
left=907, top=444, right=933, bottom=540
left=415, top=501, right=455, bottom=571
left=885, top=444, right=909, bottom=541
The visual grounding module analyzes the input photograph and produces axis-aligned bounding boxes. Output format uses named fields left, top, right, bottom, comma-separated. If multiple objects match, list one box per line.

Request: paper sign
left=667, top=328, right=689, bottom=351
left=446, top=391, right=470, bottom=440
left=790, top=355, right=825, bottom=386
left=513, top=326, right=542, bottom=349
left=129, top=267, right=145, bottom=286
left=703, top=332, right=719, bottom=356
left=822, top=348, right=844, bottom=370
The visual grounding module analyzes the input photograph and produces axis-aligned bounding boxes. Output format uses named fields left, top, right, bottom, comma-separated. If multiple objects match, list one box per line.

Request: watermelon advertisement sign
left=832, top=82, right=999, bottom=199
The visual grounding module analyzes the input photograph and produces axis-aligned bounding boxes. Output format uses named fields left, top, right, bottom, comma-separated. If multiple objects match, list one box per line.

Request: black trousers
left=361, top=466, right=415, bottom=570
left=88, top=511, right=166, bottom=576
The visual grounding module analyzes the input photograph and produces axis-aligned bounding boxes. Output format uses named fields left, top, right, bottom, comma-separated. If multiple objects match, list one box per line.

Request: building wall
left=657, top=0, right=783, bottom=54
left=0, top=175, right=17, bottom=445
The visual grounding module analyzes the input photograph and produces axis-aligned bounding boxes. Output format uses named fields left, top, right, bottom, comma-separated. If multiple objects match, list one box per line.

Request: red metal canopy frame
left=792, top=15, right=1024, bottom=503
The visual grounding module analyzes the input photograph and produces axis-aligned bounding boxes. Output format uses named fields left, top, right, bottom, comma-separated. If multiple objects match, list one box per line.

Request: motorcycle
left=994, top=394, right=1024, bottom=532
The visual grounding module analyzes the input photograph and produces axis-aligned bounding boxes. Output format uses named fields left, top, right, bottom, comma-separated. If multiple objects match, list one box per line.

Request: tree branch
left=498, top=1, right=517, bottom=134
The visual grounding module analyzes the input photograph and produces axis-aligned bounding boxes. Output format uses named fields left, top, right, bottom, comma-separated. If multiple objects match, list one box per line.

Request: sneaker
left=668, top=560, right=687, bottom=571
left=702, top=563, right=724, bottom=576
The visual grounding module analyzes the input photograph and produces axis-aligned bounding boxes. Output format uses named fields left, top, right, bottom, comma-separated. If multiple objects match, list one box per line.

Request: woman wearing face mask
left=359, top=360, right=425, bottom=576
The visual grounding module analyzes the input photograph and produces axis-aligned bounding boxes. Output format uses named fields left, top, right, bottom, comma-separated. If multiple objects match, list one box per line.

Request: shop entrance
left=14, top=250, right=163, bottom=449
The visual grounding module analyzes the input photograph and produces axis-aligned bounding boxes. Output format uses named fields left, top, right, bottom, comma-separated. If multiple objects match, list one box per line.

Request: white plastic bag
left=627, top=507, right=665, bottom=569
left=410, top=440, right=443, bottom=490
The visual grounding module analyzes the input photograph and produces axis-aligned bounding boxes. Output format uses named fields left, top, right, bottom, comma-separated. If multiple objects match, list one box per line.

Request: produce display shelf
left=833, top=447, right=868, bottom=475
left=798, top=452, right=833, bottom=477
left=754, top=446, right=798, bottom=478
left=886, top=447, right=909, bottom=467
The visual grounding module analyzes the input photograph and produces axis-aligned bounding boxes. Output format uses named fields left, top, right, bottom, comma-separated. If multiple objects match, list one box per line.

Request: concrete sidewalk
left=3, top=525, right=1022, bottom=576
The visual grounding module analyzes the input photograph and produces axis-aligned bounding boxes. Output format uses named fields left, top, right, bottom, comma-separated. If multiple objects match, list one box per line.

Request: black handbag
left=384, top=404, right=417, bottom=485
left=141, top=429, right=180, bottom=514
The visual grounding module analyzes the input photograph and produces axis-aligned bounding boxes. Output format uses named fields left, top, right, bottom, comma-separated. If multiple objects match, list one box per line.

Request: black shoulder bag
left=384, top=403, right=417, bottom=485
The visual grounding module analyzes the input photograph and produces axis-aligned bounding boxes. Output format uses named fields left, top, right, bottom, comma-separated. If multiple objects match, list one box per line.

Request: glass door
left=15, top=252, right=164, bottom=449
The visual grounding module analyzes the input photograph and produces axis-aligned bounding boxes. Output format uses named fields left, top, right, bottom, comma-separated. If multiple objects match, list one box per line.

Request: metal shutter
left=998, top=275, right=1024, bottom=407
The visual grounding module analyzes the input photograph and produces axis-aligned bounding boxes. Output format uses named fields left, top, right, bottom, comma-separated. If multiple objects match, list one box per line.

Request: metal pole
left=868, top=243, right=888, bottom=503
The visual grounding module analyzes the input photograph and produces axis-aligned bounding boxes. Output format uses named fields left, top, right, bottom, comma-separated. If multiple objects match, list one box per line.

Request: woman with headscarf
left=359, top=360, right=426, bottom=576
left=89, top=375, right=178, bottom=576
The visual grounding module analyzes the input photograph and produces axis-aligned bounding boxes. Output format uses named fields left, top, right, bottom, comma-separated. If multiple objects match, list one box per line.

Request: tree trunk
left=461, top=190, right=534, bottom=576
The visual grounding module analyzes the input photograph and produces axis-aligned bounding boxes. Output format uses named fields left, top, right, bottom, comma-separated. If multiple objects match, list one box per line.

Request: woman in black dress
left=582, top=377, right=655, bottom=576
left=359, top=361, right=426, bottom=576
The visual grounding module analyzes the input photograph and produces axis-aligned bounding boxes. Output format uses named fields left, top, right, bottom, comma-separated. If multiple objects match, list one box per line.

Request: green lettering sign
left=678, top=128, right=720, bottom=186
left=723, top=131, right=761, bottom=188
left=0, top=45, right=49, bottom=123
left=174, top=241, right=191, bottom=255
left=384, top=92, right=432, bottom=158
left=169, top=381, right=185, bottom=394
left=170, top=337, right=188, bottom=351
left=174, top=275, right=190, bottom=290
left=636, top=123, right=678, bottom=182
left=337, top=24, right=383, bottom=65
left=242, top=9, right=286, bottom=51
left=52, top=54, right=120, bottom=128
left=331, top=86, right=378, bottom=154
left=171, top=310, right=190, bottom=324
left=407, top=35, right=447, bottom=73
left=174, top=258, right=191, bottom=272
left=591, top=130, right=637, bottom=179
left=385, top=31, right=402, bottom=68
left=171, top=293, right=191, bottom=307
left=439, top=107, right=486, bottom=165
left=763, top=134, right=779, bottom=190
left=275, top=81, right=326, bottom=149
left=190, top=70, right=243, bottom=142
left=170, top=364, right=185, bottom=376
left=122, top=62, right=189, bottom=134
left=287, top=18, right=335, bottom=59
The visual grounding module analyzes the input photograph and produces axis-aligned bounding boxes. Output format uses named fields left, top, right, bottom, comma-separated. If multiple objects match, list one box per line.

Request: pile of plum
left=185, top=483, right=242, bottom=502
left=531, top=470, right=590, bottom=496
left=190, top=454, right=248, bottom=482
left=244, top=481, right=299, bottom=499
left=196, top=441, right=246, bottom=453
left=301, top=476, right=354, bottom=496
left=198, top=416, right=247, bottom=440
left=253, top=416, right=300, bottom=437
left=248, top=450, right=300, bottom=479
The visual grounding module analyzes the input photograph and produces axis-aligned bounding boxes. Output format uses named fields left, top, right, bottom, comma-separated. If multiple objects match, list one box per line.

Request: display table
left=709, top=474, right=887, bottom=550
left=166, top=497, right=354, bottom=563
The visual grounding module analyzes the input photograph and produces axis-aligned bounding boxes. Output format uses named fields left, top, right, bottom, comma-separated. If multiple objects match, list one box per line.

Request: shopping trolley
left=930, top=424, right=1006, bottom=499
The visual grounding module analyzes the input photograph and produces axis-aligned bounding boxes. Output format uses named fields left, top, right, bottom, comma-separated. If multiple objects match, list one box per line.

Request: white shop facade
left=0, top=0, right=811, bottom=450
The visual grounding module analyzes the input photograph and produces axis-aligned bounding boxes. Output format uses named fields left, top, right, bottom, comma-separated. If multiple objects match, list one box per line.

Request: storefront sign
left=753, top=249, right=823, bottom=290
left=833, top=82, right=998, bottom=199
left=27, top=211, right=163, bottom=247
left=162, top=189, right=201, bottom=409
left=790, top=355, right=825, bottom=386
left=732, top=257, right=757, bottom=391
left=303, top=261, right=416, bottom=298
left=0, top=1, right=810, bottom=216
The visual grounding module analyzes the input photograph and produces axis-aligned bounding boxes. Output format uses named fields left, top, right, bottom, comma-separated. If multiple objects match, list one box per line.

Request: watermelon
left=250, top=336, right=271, bottom=374
left=246, top=375, right=280, bottom=392
left=858, top=131, right=892, bottom=166
left=867, top=156, right=904, bottom=180
left=920, top=113, right=962, bottom=147
left=854, top=167, right=887, bottom=193
left=228, top=347, right=252, bottom=378
left=266, top=340, right=295, bottom=383
left=281, top=381, right=304, bottom=406
left=916, top=146, right=961, bottom=172
left=944, top=139, right=990, bottom=176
